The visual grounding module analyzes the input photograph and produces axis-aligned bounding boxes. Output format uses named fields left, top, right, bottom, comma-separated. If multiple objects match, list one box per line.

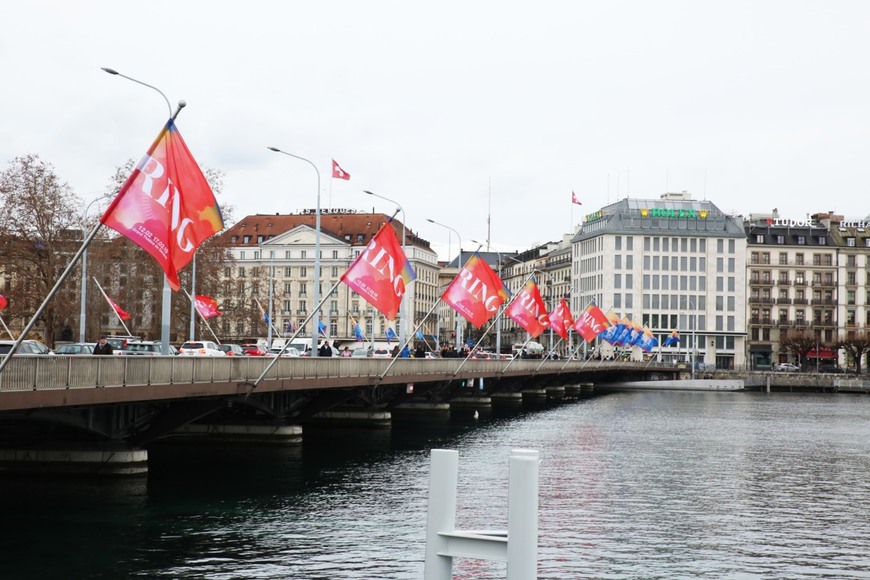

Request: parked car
left=178, top=341, right=226, bottom=356
left=218, top=343, right=246, bottom=357
left=371, top=348, right=391, bottom=359
left=351, top=348, right=372, bottom=358
left=121, top=341, right=171, bottom=356
left=52, top=342, right=96, bottom=355
left=269, top=346, right=302, bottom=357
left=0, top=340, right=52, bottom=355
left=241, top=344, right=269, bottom=356
left=775, top=362, right=801, bottom=372
left=106, top=335, right=142, bottom=352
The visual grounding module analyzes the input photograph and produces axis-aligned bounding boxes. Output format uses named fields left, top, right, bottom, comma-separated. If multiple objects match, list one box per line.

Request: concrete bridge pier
left=168, top=424, right=303, bottom=445
left=0, top=446, right=149, bottom=476
left=491, top=392, right=524, bottom=407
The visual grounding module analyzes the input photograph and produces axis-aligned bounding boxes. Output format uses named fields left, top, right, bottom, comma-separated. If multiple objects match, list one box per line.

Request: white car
left=178, top=341, right=226, bottom=356
left=775, top=362, right=800, bottom=372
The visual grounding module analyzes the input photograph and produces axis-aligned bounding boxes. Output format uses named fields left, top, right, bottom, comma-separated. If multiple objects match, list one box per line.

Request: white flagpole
left=254, top=297, right=283, bottom=340
left=93, top=277, right=134, bottom=337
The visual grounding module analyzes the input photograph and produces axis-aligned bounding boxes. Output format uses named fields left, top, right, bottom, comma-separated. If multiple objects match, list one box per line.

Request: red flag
left=548, top=297, right=574, bottom=341
left=341, top=220, right=416, bottom=320
left=108, top=297, right=132, bottom=321
left=100, top=120, right=224, bottom=291
left=573, top=302, right=610, bottom=342
left=0, top=294, right=7, bottom=311
left=332, top=159, right=350, bottom=180
left=506, top=279, right=550, bottom=338
left=442, top=254, right=511, bottom=328
left=571, top=191, right=582, bottom=205
left=194, top=295, right=221, bottom=319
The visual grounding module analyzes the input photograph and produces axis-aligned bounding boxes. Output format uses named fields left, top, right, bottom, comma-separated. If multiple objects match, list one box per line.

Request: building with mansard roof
left=745, top=210, right=870, bottom=369
left=571, top=192, right=748, bottom=368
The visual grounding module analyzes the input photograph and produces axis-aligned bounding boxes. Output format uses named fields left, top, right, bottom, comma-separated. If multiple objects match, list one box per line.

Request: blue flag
left=318, top=320, right=328, bottom=337
left=416, top=328, right=424, bottom=340
left=386, top=327, right=397, bottom=343
left=354, top=324, right=364, bottom=341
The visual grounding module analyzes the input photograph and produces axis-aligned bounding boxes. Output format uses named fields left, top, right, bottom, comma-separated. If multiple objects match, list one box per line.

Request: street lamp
left=365, top=190, right=408, bottom=347
left=683, top=296, right=698, bottom=381
left=427, top=218, right=463, bottom=350
left=79, top=194, right=113, bottom=342
left=268, top=146, right=321, bottom=357
left=102, top=67, right=183, bottom=355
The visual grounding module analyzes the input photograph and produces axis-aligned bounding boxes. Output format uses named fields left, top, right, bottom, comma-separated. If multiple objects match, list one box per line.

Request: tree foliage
left=779, top=330, right=819, bottom=367
left=0, top=154, right=82, bottom=344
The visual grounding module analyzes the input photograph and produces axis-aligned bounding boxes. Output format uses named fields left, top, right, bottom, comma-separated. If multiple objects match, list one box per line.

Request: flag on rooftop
left=571, top=191, right=582, bottom=205
left=100, top=119, right=223, bottom=291
left=332, top=159, right=350, bottom=180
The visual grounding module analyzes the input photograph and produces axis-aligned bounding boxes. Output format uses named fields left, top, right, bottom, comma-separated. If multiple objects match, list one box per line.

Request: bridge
left=0, top=355, right=681, bottom=473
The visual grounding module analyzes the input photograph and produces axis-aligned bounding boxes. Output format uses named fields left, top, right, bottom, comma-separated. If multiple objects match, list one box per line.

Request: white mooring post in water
left=424, top=448, right=539, bottom=580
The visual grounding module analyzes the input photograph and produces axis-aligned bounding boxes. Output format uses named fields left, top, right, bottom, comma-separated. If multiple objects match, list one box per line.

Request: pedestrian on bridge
left=94, top=336, right=113, bottom=355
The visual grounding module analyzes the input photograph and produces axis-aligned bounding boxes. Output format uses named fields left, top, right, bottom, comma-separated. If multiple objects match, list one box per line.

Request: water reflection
left=3, top=392, right=870, bottom=578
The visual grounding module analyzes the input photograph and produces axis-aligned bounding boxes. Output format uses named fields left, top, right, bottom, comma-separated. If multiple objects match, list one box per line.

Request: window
left=300, top=250, right=307, bottom=259
left=285, top=267, right=293, bottom=277
left=847, top=237, right=856, bottom=247
left=299, top=283, right=307, bottom=296
left=779, top=252, right=788, bottom=265
left=243, top=235, right=251, bottom=243
left=332, top=250, right=339, bottom=258
left=818, top=236, right=826, bottom=245
left=615, top=236, right=622, bottom=250
left=776, top=235, right=784, bottom=244
left=238, top=267, right=246, bottom=277
left=756, top=234, right=764, bottom=243
left=797, top=236, right=806, bottom=245
left=300, top=267, right=307, bottom=277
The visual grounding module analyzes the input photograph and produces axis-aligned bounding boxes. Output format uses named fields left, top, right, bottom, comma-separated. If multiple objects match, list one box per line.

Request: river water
left=4, top=390, right=870, bottom=579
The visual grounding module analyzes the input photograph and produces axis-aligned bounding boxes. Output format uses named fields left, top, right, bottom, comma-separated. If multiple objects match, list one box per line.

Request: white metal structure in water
left=424, top=448, right=539, bottom=580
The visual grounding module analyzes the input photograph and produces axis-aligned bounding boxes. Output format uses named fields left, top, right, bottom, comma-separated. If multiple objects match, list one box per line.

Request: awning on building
left=807, top=348, right=837, bottom=359
left=749, top=345, right=772, bottom=352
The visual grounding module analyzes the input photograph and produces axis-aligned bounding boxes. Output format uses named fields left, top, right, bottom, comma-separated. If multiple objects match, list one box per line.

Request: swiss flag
left=332, top=159, right=350, bottom=180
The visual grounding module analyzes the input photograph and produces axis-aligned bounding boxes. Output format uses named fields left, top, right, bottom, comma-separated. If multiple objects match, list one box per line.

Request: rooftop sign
left=641, top=208, right=707, bottom=219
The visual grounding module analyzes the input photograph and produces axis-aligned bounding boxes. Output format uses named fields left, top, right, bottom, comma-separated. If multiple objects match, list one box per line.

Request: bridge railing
left=0, top=355, right=655, bottom=392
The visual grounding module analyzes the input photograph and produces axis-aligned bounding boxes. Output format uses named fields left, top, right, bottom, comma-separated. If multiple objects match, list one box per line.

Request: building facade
left=572, top=192, right=748, bottom=368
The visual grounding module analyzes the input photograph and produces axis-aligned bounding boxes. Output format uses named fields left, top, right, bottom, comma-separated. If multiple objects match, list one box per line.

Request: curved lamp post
left=267, top=147, right=321, bottom=357
left=102, top=67, right=183, bottom=355
left=79, top=194, right=114, bottom=342
left=364, top=190, right=407, bottom=346
left=427, top=218, right=463, bottom=350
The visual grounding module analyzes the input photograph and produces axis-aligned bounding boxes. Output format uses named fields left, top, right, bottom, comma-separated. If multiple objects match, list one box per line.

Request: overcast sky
left=4, top=1, right=869, bottom=261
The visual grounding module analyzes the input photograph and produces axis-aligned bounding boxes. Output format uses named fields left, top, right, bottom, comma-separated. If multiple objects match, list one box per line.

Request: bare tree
left=779, top=330, right=817, bottom=368
left=836, top=332, right=870, bottom=375
left=0, top=154, right=82, bottom=345
left=88, top=161, right=234, bottom=342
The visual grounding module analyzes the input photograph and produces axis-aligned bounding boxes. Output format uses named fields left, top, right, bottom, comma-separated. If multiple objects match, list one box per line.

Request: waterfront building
left=744, top=210, right=870, bottom=369
left=571, top=192, right=748, bottom=368
left=221, top=210, right=438, bottom=346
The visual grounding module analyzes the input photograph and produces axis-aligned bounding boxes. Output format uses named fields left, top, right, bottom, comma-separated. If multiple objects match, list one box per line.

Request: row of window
left=754, top=234, right=870, bottom=247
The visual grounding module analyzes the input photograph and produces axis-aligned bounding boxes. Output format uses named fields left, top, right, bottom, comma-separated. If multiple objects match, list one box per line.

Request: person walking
left=318, top=341, right=333, bottom=357
left=93, top=335, right=114, bottom=355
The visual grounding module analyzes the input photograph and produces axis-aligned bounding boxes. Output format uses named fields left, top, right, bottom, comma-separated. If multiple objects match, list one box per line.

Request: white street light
left=427, top=218, right=463, bottom=350
left=79, top=194, right=114, bottom=342
left=102, top=67, right=184, bottom=355
left=364, top=190, right=407, bottom=346
left=268, top=147, right=321, bottom=357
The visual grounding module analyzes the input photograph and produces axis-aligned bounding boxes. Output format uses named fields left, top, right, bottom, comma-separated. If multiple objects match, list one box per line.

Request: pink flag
left=505, top=279, right=550, bottom=338
left=108, top=297, right=132, bottom=321
left=341, top=220, right=416, bottom=320
left=194, top=295, right=221, bottom=319
left=571, top=191, right=582, bottom=205
left=548, top=297, right=574, bottom=341
left=0, top=294, right=7, bottom=311
left=573, top=302, right=610, bottom=342
left=100, top=120, right=224, bottom=291
left=442, top=254, right=511, bottom=328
